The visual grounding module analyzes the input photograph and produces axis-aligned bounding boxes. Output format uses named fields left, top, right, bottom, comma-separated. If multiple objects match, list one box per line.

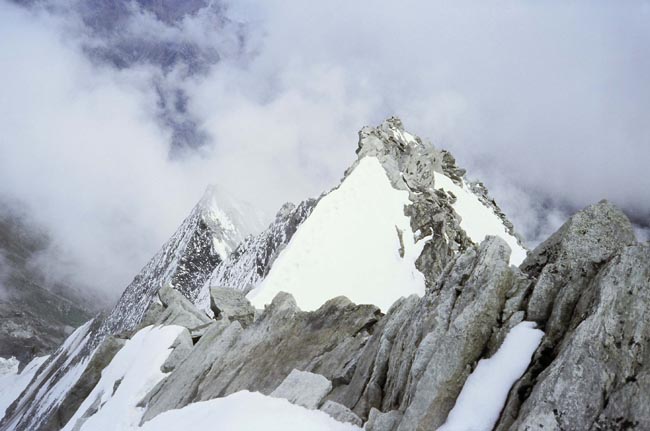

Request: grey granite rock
left=326, top=236, right=524, bottom=431
left=210, top=287, right=255, bottom=327
left=271, top=369, right=332, bottom=409
left=140, top=293, right=380, bottom=423
left=320, top=400, right=363, bottom=426
left=137, top=284, right=211, bottom=331
left=365, top=408, right=402, bottom=431
left=497, top=243, right=650, bottom=431
left=160, top=329, right=193, bottom=373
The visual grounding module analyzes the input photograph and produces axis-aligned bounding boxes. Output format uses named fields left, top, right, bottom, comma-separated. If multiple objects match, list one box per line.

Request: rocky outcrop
left=322, top=236, right=526, bottom=430
left=139, top=294, right=381, bottom=424
left=209, top=287, right=255, bottom=327
left=494, top=201, right=646, bottom=431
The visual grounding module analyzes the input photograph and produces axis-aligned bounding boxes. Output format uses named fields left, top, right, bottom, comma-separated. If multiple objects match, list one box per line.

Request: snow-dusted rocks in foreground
left=433, top=172, right=527, bottom=266
left=139, top=391, right=361, bottom=431
left=437, top=321, right=544, bottom=431
left=247, top=156, right=427, bottom=312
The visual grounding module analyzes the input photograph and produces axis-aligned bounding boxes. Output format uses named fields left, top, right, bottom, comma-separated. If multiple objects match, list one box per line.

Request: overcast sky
left=0, top=0, right=648, bottom=303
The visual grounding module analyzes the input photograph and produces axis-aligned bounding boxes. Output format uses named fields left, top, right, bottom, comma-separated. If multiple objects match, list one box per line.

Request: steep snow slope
left=433, top=172, right=527, bottom=266
left=0, top=356, right=49, bottom=418
left=246, top=119, right=526, bottom=311
left=63, top=325, right=185, bottom=431
left=248, top=156, right=427, bottom=312
left=0, top=320, right=95, bottom=430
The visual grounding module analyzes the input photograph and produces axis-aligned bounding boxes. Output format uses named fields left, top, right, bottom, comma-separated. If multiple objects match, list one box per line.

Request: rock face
left=2, top=119, right=648, bottom=431
left=0, top=187, right=260, bottom=431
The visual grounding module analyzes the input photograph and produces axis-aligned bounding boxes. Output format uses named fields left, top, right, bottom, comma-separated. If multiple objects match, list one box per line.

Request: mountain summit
left=1, top=119, right=648, bottom=431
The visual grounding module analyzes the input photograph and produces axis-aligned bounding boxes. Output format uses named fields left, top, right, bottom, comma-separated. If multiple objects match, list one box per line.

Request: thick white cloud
left=0, top=3, right=217, bottom=301
left=188, top=0, right=650, bottom=239
left=0, top=0, right=648, bottom=302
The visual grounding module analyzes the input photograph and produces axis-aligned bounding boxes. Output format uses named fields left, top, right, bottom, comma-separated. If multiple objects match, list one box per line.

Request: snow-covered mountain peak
left=352, top=117, right=466, bottom=194
left=351, top=117, right=527, bottom=265
left=207, top=118, right=528, bottom=313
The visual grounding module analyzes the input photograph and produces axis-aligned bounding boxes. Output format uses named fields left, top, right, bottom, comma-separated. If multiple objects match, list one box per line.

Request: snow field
left=248, top=156, right=427, bottom=312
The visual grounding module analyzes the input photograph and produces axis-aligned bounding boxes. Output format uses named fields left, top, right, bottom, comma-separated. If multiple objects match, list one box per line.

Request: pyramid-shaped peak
left=351, top=118, right=466, bottom=194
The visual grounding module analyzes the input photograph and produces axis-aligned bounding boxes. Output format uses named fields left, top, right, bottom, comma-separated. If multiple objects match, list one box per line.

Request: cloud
left=1, top=0, right=649, bottom=304
left=187, top=0, right=650, bottom=241
left=0, top=2, right=225, bottom=302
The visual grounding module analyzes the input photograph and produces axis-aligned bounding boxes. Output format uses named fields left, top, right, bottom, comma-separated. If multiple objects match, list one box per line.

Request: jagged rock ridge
left=2, top=119, right=648, bottom=431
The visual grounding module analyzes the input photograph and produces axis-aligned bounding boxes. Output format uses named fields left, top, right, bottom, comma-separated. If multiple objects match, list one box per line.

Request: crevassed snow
left=247, top=156, right=427, bottom=312
left=63, top=325, right=185, bottom=431
left=0, top=355, right=49, bottom=419
left=432, top=172, right=527, bottom=266
left=437, top=321, right=544, bottom=431
left=139, top=390, right=361, bottom=431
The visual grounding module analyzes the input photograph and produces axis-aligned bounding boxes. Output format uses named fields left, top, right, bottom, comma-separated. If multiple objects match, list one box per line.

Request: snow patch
left=433, top=172, right=527, bottom=266
left=139, top=390, right=361, bottom=431
left=63, top=325, right=185, bottom=431
left=437, top=321, right=544, bottom=431
left=247, top=156, right=427, bottom=312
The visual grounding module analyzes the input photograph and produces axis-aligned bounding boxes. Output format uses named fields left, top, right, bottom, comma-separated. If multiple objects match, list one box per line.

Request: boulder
left=319, top=401, right=362, bottom=426
left=271, top=369, right=332, bottom=409
left=210, top=287, right=255, bottom=327
left=365, top=408, right=402, bottom=431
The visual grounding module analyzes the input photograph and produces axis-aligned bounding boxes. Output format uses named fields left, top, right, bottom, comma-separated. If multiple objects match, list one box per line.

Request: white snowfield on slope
left=247, top=156, right=428, bottom=312
left=248, top=155, right=526, bottom=312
